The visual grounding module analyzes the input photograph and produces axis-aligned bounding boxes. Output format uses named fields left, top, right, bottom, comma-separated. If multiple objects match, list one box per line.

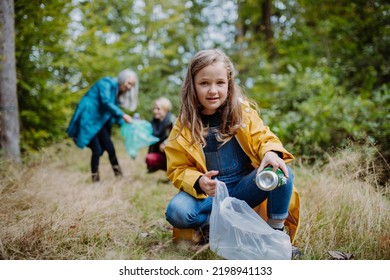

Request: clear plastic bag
left=121, top=120, right=159, bottom=159
left=209, top=180, right=292, bottom=260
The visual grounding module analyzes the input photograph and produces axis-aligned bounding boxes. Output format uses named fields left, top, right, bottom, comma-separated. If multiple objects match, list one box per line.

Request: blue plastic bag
left=121, top=120, right=159, bottom=159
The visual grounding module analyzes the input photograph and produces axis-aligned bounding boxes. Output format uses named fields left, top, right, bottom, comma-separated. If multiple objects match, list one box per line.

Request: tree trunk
left=0, top=0, right=21, bottom=163
left=261, top=0, right=276, bottom=60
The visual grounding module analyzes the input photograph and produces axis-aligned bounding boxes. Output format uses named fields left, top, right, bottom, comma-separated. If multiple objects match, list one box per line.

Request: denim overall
left=165, top=127, right=294, bottom=229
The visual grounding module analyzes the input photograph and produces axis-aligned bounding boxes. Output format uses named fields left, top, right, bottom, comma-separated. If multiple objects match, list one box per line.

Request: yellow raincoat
left=165, top=101, right=300, bottom=242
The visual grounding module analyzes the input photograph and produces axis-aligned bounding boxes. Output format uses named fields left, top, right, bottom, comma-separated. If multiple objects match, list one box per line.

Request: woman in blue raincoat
left=67, top=69, right=139, bottom=182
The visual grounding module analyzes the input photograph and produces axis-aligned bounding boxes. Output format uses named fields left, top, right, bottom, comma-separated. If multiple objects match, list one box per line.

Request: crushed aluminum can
left=255, top=166, right=287, bottom=191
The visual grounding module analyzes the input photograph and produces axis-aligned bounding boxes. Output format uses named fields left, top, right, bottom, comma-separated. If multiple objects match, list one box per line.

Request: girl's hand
left=123, top=114, right=133, bottom=123
left=258, top=151, right=289, bottom=178
left=199, top=170, right=219, bottom=196
left=159, top=140, right=168, bottom=152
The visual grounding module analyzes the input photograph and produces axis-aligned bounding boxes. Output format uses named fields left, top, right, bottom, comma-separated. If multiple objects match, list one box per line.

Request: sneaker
left=292, top=245, right=301, bottom=259
left=91, top=173, right=100, bottom=183
left=147, top=167, right=157, bottom=173
left=112, top=165, right=123, bottom=177
left=273, top=227, right=301, bottom=259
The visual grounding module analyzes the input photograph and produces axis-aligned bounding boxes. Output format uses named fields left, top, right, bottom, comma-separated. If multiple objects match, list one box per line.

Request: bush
left=251, top=66, right=389, bottom=173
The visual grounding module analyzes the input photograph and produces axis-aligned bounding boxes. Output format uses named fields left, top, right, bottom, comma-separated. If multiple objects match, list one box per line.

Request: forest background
left=7, top=0, right=389, bottom=168
left=0, top=0, right=389, bottom=260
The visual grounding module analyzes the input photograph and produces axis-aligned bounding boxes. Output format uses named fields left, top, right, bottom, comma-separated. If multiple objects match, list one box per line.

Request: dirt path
left=0, top=138, right=181, bottom=259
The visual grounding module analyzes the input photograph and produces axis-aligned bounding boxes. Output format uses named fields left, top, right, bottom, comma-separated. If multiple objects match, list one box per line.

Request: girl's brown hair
left=178, top=49, right=245, bottom=146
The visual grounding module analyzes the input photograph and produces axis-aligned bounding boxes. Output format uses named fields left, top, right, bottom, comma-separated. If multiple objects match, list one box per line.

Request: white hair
left=155, top=97, right=172, bottom=112
left=117, top=69, right=139, bottom=112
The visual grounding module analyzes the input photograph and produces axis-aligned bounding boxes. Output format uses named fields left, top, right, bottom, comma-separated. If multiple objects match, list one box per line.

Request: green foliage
left=250, top=65, right=390, bottom=163
left=12, top=0, right=390, bottom=169
left=238, top=0, right=389, bottom=167
left=297, top=0, right=390, bottom=93
left=15, top=1, right=73, bottom=151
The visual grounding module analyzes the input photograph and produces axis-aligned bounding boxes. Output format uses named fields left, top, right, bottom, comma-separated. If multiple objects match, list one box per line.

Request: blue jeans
left=165, top=132, right=294, bottom=229
left=165, top=166, right=294, bottom=229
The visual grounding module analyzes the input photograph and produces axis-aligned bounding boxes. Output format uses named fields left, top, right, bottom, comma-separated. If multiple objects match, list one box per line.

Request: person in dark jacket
left=67, top=69, right=139, bottom=182
left=146, top=97, right=176, bottom=173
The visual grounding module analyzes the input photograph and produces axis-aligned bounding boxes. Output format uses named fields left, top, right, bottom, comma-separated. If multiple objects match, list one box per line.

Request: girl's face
left=194, top=61, right=228, bottom=115
left=153, top=102, right=168, bottom=121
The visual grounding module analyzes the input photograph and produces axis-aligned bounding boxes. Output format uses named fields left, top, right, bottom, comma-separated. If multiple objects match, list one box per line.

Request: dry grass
left=0, top=138, right=389, bottom=260
left=294, top=145, right=390, bottom=259
left=0, top=138, right=217, bottom=260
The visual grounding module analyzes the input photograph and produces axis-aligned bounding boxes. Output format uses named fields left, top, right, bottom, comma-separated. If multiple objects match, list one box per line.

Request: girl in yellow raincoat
left=165, top=49, right=299, bottom=245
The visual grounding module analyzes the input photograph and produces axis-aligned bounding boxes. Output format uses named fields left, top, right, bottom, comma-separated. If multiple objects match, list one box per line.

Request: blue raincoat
left=66, top=77, right=125, bottom=148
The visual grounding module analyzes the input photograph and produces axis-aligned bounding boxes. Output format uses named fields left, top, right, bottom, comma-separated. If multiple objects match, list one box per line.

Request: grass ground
left=0, top=137, right=389, bottom=260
